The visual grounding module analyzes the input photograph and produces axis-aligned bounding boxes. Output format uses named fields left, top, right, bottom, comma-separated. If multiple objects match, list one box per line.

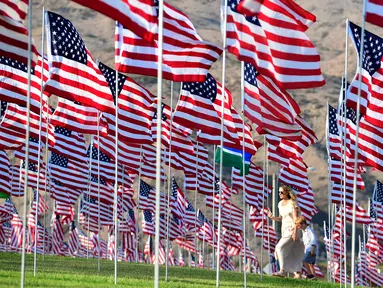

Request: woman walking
left=268, top=185, right=304, bottom=278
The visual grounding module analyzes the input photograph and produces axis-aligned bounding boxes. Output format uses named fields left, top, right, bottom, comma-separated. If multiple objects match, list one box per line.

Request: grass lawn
left=0, top=253, right=340, bottom=288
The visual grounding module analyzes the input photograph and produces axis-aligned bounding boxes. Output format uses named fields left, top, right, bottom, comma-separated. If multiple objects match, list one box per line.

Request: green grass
left=0, top=253, right=339, bottom=288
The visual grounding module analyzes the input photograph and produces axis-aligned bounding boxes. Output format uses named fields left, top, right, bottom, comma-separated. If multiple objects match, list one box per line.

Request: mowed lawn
left=0, top=253, right=339, bottom=288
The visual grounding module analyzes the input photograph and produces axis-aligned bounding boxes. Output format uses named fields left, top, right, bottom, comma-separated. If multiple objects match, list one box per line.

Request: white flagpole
left=165, top=80, right=174, bottom=281
left=216, top=0, right=229, bottom=285
left=136, top=146, right=143, bottom=263
left=154, top=0, right=165, bottom=285
left=21, top=1, right=33, bottom=286
left=33, top=6, right=45, bottom=276
left=240, top=61, right=247, bottom=284
left=260, top=136, right=266, bottom=280
left=351, top=2, right=366, bottom=287
left=212, top=144, right=216, bottom=270
left=193, top=142, right=200, bottom=268
left=86, top=136, right=94, bottom=259
left=96, top=113, right=101, bottom=272
left=113, top=45, right=120, bottom=284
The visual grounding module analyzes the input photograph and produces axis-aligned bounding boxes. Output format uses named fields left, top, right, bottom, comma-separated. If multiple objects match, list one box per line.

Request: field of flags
left=0, top=0, right=382, bottom=287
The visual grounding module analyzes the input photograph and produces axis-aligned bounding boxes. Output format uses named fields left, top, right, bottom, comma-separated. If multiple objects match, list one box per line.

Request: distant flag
left=72, top=0, right=158, bottom=41
left=366, top=1, right=383, bottom=28
left=44, top=11, right=115, bottom=113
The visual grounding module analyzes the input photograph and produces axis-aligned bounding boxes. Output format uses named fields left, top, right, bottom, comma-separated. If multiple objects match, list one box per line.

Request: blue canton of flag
left=153, top=103, right=167, bottom=121
left=140, top=180, right=153, bottom=197
left=47, top=12, right=87, bottom=64
left=349, top=22, right=383, bottom=76
left=182, top=73, right=217, bottom=102
left=375, top=180, right=383, bottom=203
left=370, top=199, right=377, bottom=220
left=244, top=62, right=258, bottom=86
left=98, top=61, right=126, bottom=103
left=228, top=0, right=261, bottom=26
left=0, top=56, right=34, bottom=74
left=87, top=145, right=110, bottom=163
left=50, top=152, right=69, bottom=168
left=328, top=105, right=340, bottom=136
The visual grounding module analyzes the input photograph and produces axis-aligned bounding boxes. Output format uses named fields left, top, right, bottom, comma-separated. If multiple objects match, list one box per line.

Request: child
left=295, top=216, right=318, bottom=280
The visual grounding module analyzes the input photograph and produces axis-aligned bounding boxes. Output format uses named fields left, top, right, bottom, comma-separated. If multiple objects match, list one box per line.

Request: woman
left=267, top=185, right=304, bottom=278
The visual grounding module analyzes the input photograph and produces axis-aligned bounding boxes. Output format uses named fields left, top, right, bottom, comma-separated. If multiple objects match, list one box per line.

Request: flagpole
left=21, top=1, right=33, bottom=286
left=342, top=19, right=349, bottom=286
left=260, top=136, right=266, bottom=280
left=265, top=149, right=270, bottom=274
left=193, top=142, right=200, bottom=268
left=216, top=0, right=229, bottom=285
left=350, top=2, right=367, bottom=287
left=136, top=146, right=143, bottom=263
left=164, top=80, right=174, bottom=281
left=96, top=112, right=101, bottom=272
left=154, top=0, right=164, bottom=285
left=212, top=144, right=216, bottom=271
left=240, top=60, right=247, bottom=285
left=33, top=6, right=45, bottom=276
left=87, top=136, right=94, bottom=259
left=113, top=43, right=120, bottom=285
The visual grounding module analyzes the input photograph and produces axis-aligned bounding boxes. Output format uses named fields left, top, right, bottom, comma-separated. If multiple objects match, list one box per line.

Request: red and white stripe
left=115, top=3, right=222, bottom=82
left=366, top=0, right=383, bottom=28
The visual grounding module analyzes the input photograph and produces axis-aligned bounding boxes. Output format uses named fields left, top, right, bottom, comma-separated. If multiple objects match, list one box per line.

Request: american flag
left=139, top=180, right=167, bottom=213
left=329, top=158, right=365, bottom=190
left=0, top=55, right=47, bottom=115
left=171, top=177, right=186, bottom=221
left=50, top=126, right=87, bottom=163
left=52, top=214, right=65, bottom=255
left=346, top=22, right=383, bottom=128
left=339, top=105, right=383, bottom=171
left=81, top=194, right=113, bottom=225
left=4, top=198, right=23, bottom=249
left=176, top=140, right=209, bottom=177
left=225, top=0, right=324, bottom=89
left=151, top=102, right=195, bottom=154
left=0, top=102, right=25, bottom=149
left=20, top=160, right=47, bottom=191
left=1, top=102, right=55, bottom=147
left=69, top=221, right=80, bottom=255
left=50, top=98, right=108, bottom=136
left=94, top=135, right=142, bottom=173
left=115, top=2, right=222, bottom=82
left=142, top=210, right=155, bottom=236
left=366, top=0, right=383, bottom=28
left=0, top=149, right=10, bottom=197
left=14, top=136, right=44, bottom=164
left=242, top=62, right=302, bottom=141
left=372, top=180, right=383, bottom=220
left=27, top=190, right=48, bottom=229
left=99, top=61, right=156, bottom=145
left=87, top=144, right=117, bottom=183
left=173, top=73, right=240, bottom=145
left=338, top=205, right=373, bottom=225
left=49, top=152, right=88, bottom=191
left=72, top=0, right=157, bottom=41
left=44, top=11, right=115, bottom=114
left=0, top=1, right=39, bottom=66
left=176, top=234, right=196, bottom=253
left=197, top=210, right=214, bottom=243
left=327, top=104, right=346, bottom=160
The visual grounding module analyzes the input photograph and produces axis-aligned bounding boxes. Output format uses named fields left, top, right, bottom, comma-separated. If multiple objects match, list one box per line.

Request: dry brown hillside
left=28, top=0, right=383, bottom=227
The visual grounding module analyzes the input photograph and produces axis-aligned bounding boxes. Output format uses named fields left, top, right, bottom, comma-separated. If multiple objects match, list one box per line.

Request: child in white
left=295, top=216, right=318, bottom=280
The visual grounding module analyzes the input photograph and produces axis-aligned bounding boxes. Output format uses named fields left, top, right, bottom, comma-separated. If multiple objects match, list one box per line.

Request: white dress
left=274, top=200, right=304, bottom=273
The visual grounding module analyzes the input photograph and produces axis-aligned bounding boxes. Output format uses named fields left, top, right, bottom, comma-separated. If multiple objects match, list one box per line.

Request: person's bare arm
left=267, top=210, right=282, bottom=222
left=292, top=205, right=300, bottom=241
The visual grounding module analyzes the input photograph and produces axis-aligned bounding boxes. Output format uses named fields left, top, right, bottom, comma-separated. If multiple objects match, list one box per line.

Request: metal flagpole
left=212, top=145, right=216, bottom=271
left=216, top=0, right=229, bottom=285
left=87, top=136, right=94, bottom=259
left=21, top=1, right=33, bottom=286
left=33, top=6, right=45, bottom=276
left=155, top=0, right=165, bottom=286
left=240, top=61, right=247, bottom=284
left=96, top=113, right=101, bottom=272
left=43, top=102, right=51, bottom=262
left=113, top=45, right=120, bottom=284
left=342, top=19, right=349, bottom=286
left=193, top=142, right=200, bottom=268
left=136, top=146, right=143, bottom=263
left=265, top=148, right=270, bottom=274
left=165, top=81, right=174, bottom=281
left=351, top=2, right=366, bottom=287
left=260, top=137, right=266, bottom=280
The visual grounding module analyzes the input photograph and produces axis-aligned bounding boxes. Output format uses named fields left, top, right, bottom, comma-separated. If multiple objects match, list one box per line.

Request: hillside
left=25, top=0, right=383, bottom=228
